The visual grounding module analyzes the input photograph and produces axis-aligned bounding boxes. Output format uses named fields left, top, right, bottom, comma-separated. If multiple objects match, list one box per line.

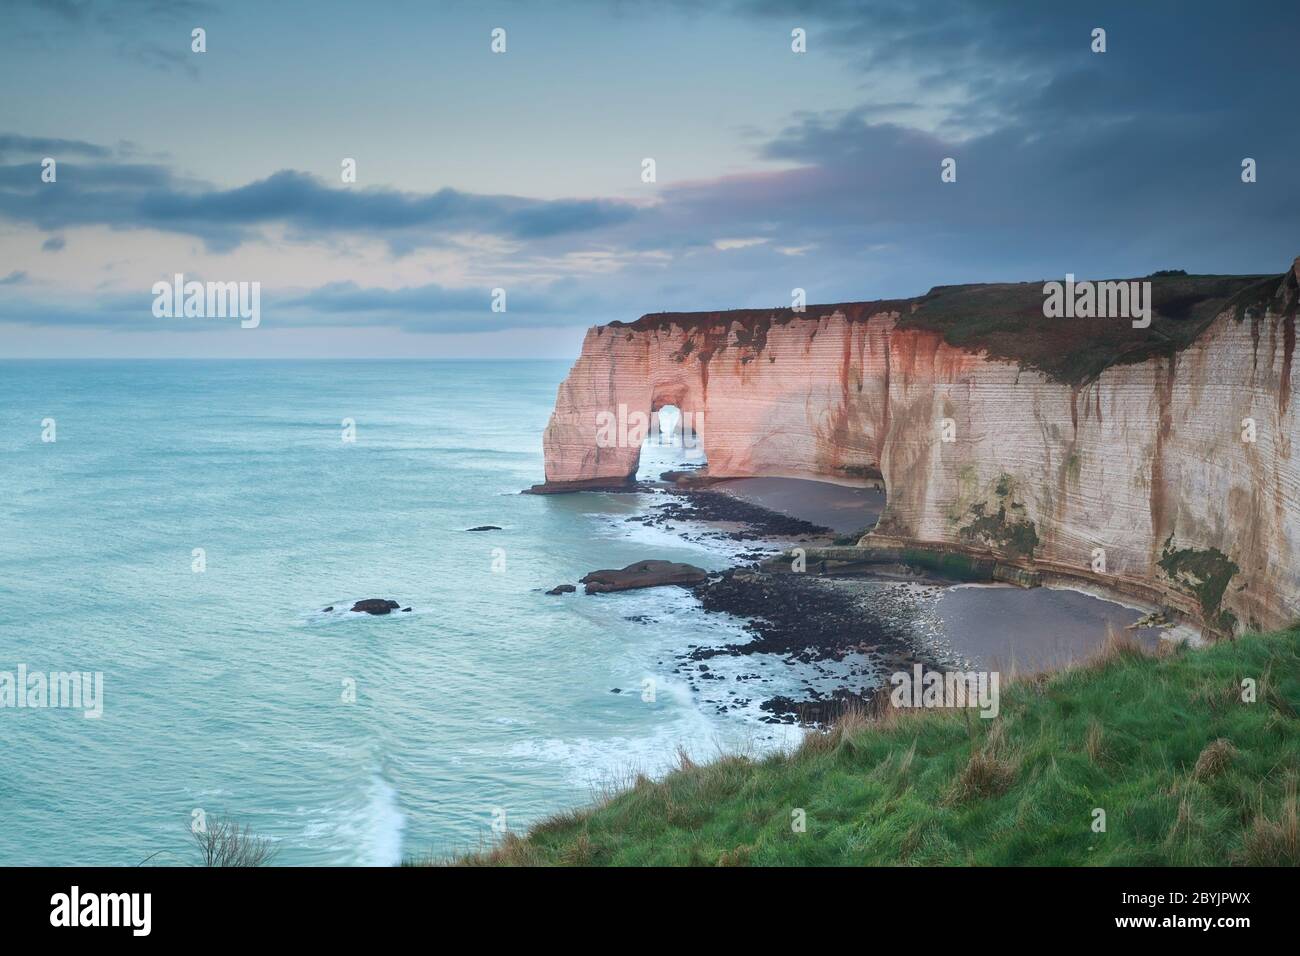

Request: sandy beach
left=684, top=475, right=1172, bottom=680
left=708, top=476, right=885, bottom=535
left=934, top=584, right=1163, bottom=673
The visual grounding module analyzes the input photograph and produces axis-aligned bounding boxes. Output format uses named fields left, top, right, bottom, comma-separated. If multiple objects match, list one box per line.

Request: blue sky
left=2, top=0, right=1297, bottom=357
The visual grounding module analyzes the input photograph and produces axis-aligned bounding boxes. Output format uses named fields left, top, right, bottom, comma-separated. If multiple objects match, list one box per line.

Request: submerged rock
left=350, top=599, right=401, bottom=615
left=466, top=525, right=502, bottom=532
left=580, top=560, right=709, bottom=594
left=322, top=606, right=334, bottom=612
left=546, top=584, right=576, bottom=595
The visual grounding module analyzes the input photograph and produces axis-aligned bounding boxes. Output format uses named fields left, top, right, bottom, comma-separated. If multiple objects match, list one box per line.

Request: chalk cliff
left=537, top=261, right=1300, bottom=635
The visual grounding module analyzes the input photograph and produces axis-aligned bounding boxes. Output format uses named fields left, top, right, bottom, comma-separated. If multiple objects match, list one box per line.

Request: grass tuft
left=1086, top=623, right=1151, bottom=671
left=1191, top=738, right=1236, bottom=782
left=1241, top=779, right=1299, bottom=866
left=1085, top=718, right=1106, bottom=765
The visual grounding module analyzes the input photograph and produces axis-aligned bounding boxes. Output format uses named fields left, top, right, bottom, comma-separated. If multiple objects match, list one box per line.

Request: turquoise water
left=0, top=360, right=808, bottom=866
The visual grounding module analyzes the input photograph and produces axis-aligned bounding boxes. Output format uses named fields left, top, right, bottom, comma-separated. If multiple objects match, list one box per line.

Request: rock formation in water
left=350, top=599, right=401, bottom=615
left=534, top=260, right=1300, bottom=636
left=579, top=560, right=709, bottom=594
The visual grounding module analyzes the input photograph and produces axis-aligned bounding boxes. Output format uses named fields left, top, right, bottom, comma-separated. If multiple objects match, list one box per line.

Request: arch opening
left=635, top=402, right=707, bottom=483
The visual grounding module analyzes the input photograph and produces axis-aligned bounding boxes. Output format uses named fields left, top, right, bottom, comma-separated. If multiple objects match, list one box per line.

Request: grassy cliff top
left=902, top=272, right=1277, bottom=384
left=612, top=271, right=1283, bottom=385
left=435, top=627, right=1300, bottom=866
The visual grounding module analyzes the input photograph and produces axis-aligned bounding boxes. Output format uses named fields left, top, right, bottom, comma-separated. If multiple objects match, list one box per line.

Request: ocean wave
left=299, top=772, right=405, bottom=866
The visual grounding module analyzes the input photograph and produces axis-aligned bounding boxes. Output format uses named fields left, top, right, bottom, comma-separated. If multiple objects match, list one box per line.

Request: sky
left=1, top=0, right=1297, bottom=358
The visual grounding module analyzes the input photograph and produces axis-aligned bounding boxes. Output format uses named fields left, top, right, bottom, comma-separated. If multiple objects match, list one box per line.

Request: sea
left=0, top=359, right=1156, bottom=865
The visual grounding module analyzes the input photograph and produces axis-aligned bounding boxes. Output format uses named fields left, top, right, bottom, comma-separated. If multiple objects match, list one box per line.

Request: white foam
left=299, top=772, right=406, bottom=866
left=507, top=706, right=801, bottom=795
left=360, top=774, right=406, bottom=866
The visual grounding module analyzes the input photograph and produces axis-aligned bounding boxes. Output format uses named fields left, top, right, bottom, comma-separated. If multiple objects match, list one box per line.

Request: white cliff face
left=539, top=264, right=1300, bottom=634
left=541, top=309, right=895, bottom=485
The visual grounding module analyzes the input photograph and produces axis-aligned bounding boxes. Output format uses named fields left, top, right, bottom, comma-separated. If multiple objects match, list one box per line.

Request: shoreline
left=572, top=474, right=1184, bottom=725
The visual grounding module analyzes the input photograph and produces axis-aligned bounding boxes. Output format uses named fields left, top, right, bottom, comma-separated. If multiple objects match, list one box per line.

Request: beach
left=658, top=474, right=1175, bottom=689
left=708, top=476, right=885, bottom=536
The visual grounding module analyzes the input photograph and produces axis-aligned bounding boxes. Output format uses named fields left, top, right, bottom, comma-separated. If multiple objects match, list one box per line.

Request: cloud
left=642, top=107, right=1298, bottom=291
left=0, top=273, right=619, bottom=335
left=622, top=0, right=1300, bottom=290
left=0, top=156, right=638, bottom=252
left=3, top=1, right=1299, bottom=347
left=272, top=279, right=601, bottom=333
left=117, top=39, right=199, bottom=78
left=0, top=133, right=111, bottom=162
left=15, top=0, right=216, bottom=76
left=22, top=0, right=213, bottom=20
left=41, top=236, right=65, bottom=251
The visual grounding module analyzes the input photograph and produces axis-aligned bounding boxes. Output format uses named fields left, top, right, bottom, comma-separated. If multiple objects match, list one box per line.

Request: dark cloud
left=625, top=0, right=1300, bottom=292
left=0, top=278, right=613, bottom=335
left=0, top=160, right=637, bottom=251
left=14, top=0, right=239, bottom=74
left=41, top=236, right=66, bottom=252
left=275, top=279, right=607, bottom=333
left=672, top=1, right=1300, bottom=144
left=23, top=0, right=213, bottom=18
left=135, top=171, right=635, bottom=240
left=278, top=282, right=506, bottom=324
left=636, top=107, right=1298, bottom=295
left=0, top=133, right=111, bottom=162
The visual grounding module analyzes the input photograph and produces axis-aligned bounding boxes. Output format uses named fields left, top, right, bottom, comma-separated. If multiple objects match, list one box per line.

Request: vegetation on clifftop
left=621, top=271, right=1282, bottom=386
left=431, top=627, right=1300, bottom=866
left=899, top=272, right=1275, bottom=384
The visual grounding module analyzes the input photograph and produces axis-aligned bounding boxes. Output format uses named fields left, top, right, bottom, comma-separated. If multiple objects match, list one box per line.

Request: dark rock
left=350, top=599, right=400, bottom=615
left=634, top=487, right=832, bottom=542
left=466, top=525, right=502, bottom=532
left=579, top=559, right=709, bottom=594
left=401, top=607, right=412, bottom=612
left=761, top=689, right=876, bottom=726
left=523, top=476, right=643, bottom=495
left=688, top=568, right=923, bottom=665
left=659, top=468, right=721, bottom=488
left=545, top=584, right=577, bottom=595
left=322, top=606, right=334, bottom=612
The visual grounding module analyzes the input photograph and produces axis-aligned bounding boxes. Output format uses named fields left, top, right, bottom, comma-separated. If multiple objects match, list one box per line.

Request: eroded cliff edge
left=536, top=261, right=1300, bottom=635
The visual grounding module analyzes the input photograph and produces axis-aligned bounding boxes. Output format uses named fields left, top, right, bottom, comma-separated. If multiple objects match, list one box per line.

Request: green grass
left=898, top=272, right=1274, bottom=384
left=623, top=271, right=1281, bottom=386
left=438, top=627, right=1300, bottom=866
